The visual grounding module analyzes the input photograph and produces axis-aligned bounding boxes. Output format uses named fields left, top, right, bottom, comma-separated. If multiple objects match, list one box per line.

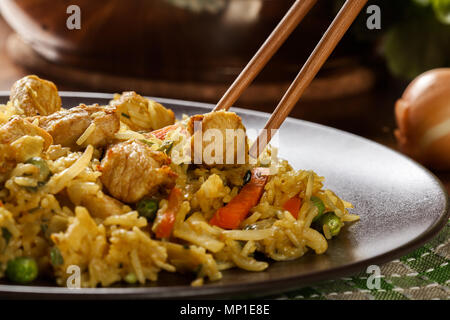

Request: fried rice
left=0, top=75, right=359, bottom=288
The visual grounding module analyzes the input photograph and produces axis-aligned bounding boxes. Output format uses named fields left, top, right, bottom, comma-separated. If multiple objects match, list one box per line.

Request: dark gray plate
left=0, top=92, right=448, bottom=299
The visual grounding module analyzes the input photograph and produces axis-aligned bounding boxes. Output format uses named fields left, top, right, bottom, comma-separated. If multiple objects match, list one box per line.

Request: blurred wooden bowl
left=0, top=0, right=375, bottom=102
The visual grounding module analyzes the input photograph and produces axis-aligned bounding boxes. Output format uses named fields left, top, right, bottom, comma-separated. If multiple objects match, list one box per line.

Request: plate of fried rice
left=0, top=76, right=447, bottom=299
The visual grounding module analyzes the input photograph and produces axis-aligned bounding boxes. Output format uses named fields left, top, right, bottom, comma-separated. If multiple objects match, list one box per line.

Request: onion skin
left=395, top=68, right=450, bottom=171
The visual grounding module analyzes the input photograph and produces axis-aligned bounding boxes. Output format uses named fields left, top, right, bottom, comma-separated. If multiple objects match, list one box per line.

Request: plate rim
left=0, top=92, right=448, bottom=299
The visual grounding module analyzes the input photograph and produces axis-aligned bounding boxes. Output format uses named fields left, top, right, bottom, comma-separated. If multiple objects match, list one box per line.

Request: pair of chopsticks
left=213, top=0, right=368, bottom=158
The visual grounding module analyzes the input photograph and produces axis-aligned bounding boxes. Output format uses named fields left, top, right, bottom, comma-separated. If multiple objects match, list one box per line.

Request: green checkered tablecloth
left=272, top=219, right=450, bottom=300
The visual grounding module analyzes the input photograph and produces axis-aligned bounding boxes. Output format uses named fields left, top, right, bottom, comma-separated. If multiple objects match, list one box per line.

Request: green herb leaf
left=121, top=113, right=130, bottom=119
left=40, top=224, right=48, bottom=236
left=243, top=170, right=251, bottom=185
left=139, top=139, right=154, bottom=147
left=28, top=207, right=40, bottom=214
left=24, top=181, right=47, bottom=193
left=50, top=247, right=64, bottom=266
left=2, top=227, right=12, bottom=245
left=194, top=264, right=203, bottom=276
left=158, top=140, right=174, bottom=154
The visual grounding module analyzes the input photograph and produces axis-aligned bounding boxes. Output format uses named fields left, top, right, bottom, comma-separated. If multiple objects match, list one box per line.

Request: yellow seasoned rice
left=0, top=89, right=359, bottom=288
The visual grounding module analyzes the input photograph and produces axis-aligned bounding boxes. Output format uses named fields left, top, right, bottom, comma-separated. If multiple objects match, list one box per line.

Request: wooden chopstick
left=213, top=0, right=318, bottom=112
left=249, top=0, right=368, bottom=159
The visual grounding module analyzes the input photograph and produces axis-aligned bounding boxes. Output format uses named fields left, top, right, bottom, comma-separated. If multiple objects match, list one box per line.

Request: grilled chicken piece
left=66, top=184, right=127, bottom=219
left=0, top=116, right=53, bottom=148
left=10, top=75, right=62, bottom=116
left=30, top=104, right=120, bottom=149
left=81, top=194, right=128, bottom=219
left=100, top=140, right=177, bottom=203
left=187, top=110, right=248, bottom=167
left=111, top=91, right=175, bottom=131
left=0, top=116, right=53, bottom=181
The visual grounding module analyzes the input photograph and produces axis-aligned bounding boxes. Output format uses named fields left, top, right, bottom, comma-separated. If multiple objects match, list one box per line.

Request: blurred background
left=0, top=0, right=448, bottom=188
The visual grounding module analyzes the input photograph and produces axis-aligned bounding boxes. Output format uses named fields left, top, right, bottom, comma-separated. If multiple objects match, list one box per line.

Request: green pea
left=6, top=257, right=39, bottom=284
left=243, top=170, right=252, bottom=185
left=317, top=212, right=342, bottom=237
left=136, top=199, right=159, bottom=221
left=311, top=196, right=326, bottom=222
left=25, top=157, right=51, bottom=182
left=124, top=273, right=137, bottom=284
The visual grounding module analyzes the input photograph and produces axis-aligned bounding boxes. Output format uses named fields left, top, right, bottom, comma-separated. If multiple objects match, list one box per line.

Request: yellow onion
left=395, top=68, right=450, bottom=171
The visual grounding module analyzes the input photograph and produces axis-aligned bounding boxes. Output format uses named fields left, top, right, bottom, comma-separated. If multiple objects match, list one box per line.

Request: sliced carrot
left=155, top=187, right=183, bottom=239
left=283, top=196, right=302, bottom=219
left=150, top=124, right=180, bottom=140
left=210, top=167, right=270, bottom=230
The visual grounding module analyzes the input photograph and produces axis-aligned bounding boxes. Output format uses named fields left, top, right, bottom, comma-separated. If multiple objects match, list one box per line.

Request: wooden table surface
left=0, top=17, right=448, bottom=194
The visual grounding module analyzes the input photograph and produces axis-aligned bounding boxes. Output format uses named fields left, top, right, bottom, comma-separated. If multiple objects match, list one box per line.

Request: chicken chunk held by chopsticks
left=187, top=110, right=249, bottom=167
left=100, top=140, right=177, bottom=203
